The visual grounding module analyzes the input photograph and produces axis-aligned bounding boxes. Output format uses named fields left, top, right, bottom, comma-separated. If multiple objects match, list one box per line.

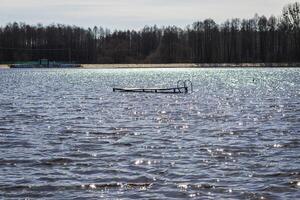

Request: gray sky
left=0, top=0, right=295, bottom=30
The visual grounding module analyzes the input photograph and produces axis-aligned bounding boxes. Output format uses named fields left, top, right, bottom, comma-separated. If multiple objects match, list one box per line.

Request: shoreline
left=0, top=64, right=9, bottom=69
left=82, top=63, right=300, bottom=69
left=1, top=63, right=300, bottom=69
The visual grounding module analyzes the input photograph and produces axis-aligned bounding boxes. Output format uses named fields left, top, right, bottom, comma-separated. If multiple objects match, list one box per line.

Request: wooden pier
left=113, top=80, right=193, bottom=94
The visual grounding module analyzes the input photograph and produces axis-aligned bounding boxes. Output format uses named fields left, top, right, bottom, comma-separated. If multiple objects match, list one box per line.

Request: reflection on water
left=0, top=68, right=299, bottom=199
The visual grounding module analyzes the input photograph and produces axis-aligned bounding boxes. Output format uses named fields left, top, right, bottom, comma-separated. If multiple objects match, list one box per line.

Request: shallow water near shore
left=0, top=68, right=299, bottom=199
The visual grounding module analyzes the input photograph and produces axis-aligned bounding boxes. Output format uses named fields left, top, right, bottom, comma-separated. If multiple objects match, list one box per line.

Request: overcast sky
left=0, top=0, right=295, bottom=30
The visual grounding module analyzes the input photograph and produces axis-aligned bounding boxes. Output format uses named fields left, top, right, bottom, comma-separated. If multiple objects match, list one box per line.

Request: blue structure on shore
left=10, top=59, right=81, bottom=68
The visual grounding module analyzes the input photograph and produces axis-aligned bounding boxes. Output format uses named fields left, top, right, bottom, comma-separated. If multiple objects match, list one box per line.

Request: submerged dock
left=113, top=80, right=193, bottom=94
left=113, top=87, right=187, bottom=93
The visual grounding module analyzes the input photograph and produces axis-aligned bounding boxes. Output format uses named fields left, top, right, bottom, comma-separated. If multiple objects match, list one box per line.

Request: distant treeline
left=0, top=2, right=299, bottom=64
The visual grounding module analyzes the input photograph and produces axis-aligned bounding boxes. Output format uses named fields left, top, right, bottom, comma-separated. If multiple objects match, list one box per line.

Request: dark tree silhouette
left=0, top=2, right=299, bottom=64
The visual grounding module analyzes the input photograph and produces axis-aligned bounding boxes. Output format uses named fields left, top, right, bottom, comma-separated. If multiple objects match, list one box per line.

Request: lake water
left=0, top=68, right=299, bottom=199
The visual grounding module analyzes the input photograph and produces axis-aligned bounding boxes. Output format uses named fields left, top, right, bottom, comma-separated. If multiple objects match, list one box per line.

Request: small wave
left=176, top=182, right=238, bottom=194
left=254, top=171, right=300, bottom=178
left=0, top=182, right=153, bottom=192
left=38, top=158, right=74, bottom=166
left=0, top=158, right=77, bottom=167
left=0, top=159, right=34, bottom=166
left=289, top=180, right=300, bottom=188
left=0, top=127, right=11, bottom=131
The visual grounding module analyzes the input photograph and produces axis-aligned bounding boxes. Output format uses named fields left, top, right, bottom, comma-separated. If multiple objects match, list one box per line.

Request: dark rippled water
left=0, top=68, right=299, bottom=199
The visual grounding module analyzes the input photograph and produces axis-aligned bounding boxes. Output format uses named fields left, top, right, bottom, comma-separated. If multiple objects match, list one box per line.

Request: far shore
left=1, top=63, right=300, bottom=69
left=0, top=64, right=9, bottom=69
left=82, top=63, right=300, bottom=69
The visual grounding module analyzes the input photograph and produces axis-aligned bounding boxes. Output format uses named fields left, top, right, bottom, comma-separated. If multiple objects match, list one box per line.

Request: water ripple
left=0, top=68, right=299, bottom=199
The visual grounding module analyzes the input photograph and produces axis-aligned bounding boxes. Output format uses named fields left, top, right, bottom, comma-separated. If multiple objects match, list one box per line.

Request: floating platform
left=113, top=87, right=188, bottom=93
left=113, top=80, right=193, bottom=94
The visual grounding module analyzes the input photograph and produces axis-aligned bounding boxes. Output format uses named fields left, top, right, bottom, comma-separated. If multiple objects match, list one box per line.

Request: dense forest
left=0, top=2, right=299, bottom=64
